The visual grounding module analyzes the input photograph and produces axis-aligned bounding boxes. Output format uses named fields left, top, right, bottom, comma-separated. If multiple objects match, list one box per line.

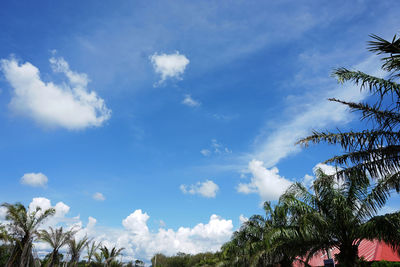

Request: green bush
left=371, top=261, right=400, bottom=267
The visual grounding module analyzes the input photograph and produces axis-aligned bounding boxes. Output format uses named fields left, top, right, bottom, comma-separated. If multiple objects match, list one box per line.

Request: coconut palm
left=1, top=202, right=55, bottom=267
left=38, top=226, right=76, bottom=267
left=280, top=169, right=400, bottom=266
left=297, top=33, right=400, bottom=188
left=68, top=235, right=90, bottom=266
left=100, top=245, right=124, bottom=266
left=85, top=240, right=102, bottom=264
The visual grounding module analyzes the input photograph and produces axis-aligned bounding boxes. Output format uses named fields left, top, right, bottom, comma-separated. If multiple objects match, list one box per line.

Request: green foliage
left=150, top=252, right=222, bottom=267
left=38, top=226, right=76, bottom=267
left=99, top=245, right=124, bottom=266
left=371, top=261, right=400, bottom=267
left=0, top=244, right=12, bottom=266
left=68, top=235, right=90, bottom=265
left=279, top=170, right=400, bottom=266
left=297, top=33, right=400, bottom=190
left=220, top=200, right=312, bottom=267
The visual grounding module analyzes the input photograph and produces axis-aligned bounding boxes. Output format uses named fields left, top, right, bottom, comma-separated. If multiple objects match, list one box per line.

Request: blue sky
left=1, top=0, right=400, bottom=262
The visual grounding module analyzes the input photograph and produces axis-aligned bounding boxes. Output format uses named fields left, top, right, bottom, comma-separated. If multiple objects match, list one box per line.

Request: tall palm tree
left=1, top=202, right=55, bottom=267
left=100, top=245, right=124, bottom=267
left=297, top=33, right=400, bottom=188
left=68, top=235, right=90, bottom=266
left=280, top=169, right=400, bottom=266
left=38, top=226, right=76, bottom=267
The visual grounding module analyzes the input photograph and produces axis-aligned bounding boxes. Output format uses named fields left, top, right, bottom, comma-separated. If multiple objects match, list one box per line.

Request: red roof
left=293, top=240, right=400, bottom=267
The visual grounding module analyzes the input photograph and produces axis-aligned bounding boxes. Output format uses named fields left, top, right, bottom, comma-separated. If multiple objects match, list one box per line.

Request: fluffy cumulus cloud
left=180, top=180, right=219, bottom=198
left=237, top=159, right=292, bottom=201
left=92, top=192, right=106, bottom=201
left=0, top=57, right=111, bottom=130
left=120, top=211, right=233, bottom=260
left=150, top=52, right=189, bottom=84
left=2, top=197, right=233, bottom=262
left=20, top=172, right=48, bottom=187
left=182, top=94, right=200, bottom=107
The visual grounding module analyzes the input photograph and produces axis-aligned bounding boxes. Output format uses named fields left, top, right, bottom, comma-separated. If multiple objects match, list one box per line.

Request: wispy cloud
left=249, top=56, right=383, bottom=168
left=201, top=139, right=232, bottom=157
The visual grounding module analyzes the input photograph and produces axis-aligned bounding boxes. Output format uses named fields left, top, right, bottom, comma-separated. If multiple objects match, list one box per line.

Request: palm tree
left=1, top=202, right=55, bottom=267
left=221, top=202, right=310, bottom=267
left=84, top=240, right=102, bottom=265
left=38, top=226, right=76, bottom=267
left=297, top=33, right=400, bottom=188
left=100, top=245, right=124, bottom=267
left=280, top=169, right=400, bottom=266
left=68, top=235, right=90, bottom=266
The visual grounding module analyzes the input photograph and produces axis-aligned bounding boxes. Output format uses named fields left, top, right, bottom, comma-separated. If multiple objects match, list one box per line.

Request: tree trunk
left=20, top=236, right=32, bottom=267
left=337, top=243, right=358, bottom=266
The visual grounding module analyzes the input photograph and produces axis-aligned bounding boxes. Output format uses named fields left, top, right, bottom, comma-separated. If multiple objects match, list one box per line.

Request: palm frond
left=332, top=68, right=400, bottom=100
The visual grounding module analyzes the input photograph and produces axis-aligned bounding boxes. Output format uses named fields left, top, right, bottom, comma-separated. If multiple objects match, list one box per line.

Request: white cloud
left=20, top=172, right=48, bottom=187
left=237, top=159, right=292, bottom=201
left=313, top=163, right=339, bottom=176
left=150, top=52, right=189, bottom=84
left=180, top=180, right=219, bottom=198
left=28, top=197, right=70, bottom=220
left=122, top=209, right=150, bottom=235
left=182, top=94, right=200, bottom=107
left=1, top=57, right=111, bottom=130
left=93, top=192, right=106, bottom=201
